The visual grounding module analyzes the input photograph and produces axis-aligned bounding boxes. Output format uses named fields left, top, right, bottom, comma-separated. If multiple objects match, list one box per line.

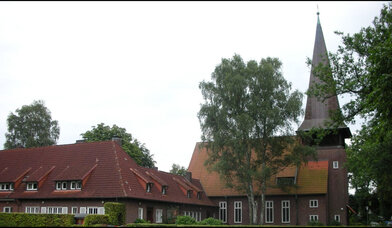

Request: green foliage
left=175, top=215, right=197, bottom=225
left=198, top=217, right=223, bottom=225
left=83, top=214, right=109, bottom=226
left=329, top=219, right=341, bottom=226
left=198, top=54, right=314, bottom=224
left=307, top=220, right=324, bottom=226
left=104, top=202, right=126, bottom=226
left=307, top=2, right=392, bottom=219
left=81, top=123, right=155, bottom=168
left=134, top=218, right=150, bottom=223
left=0, top=212, right=74, bottom=227
left=4, top=100, right=60, bottom=149
left=169, top=163, right=187, bottom=177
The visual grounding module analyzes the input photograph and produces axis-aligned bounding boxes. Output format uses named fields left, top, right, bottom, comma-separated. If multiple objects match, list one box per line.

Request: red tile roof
left=188, top=142, right=328, bottom=197
left=0, top=141, right=215, bottom=207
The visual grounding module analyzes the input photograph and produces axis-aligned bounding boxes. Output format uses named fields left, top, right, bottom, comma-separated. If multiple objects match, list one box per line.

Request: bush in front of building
left=175, top=215, right=197, bottom=225
left=198, top=217, right=223, bottom=225
left=104, top=202, right=126, bottom=226
left=134, top=218, right=150, bottom=223
left=0, top=212, right=74, bottom=227
left=307, top=220, right=324, bottom=226
left=83, top=214, right=109, bottom=226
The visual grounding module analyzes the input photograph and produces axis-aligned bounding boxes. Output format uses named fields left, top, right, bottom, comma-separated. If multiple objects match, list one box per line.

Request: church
left=188, top=12, right=351, bottom=225
left=0, top=13, right=350, bottom=226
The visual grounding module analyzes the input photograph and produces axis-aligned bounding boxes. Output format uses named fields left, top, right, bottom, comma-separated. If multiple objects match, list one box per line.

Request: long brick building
left=188, top=12, right=351, bottom=225
left=0, top=139, right=216, bottom=224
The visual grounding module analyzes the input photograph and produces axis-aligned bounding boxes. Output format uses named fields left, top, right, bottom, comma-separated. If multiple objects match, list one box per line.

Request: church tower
left=298, top=11, right=351, bottom=225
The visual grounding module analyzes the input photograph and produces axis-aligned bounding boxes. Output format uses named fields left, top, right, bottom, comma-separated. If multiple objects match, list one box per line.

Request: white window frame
left=156, top=209, right=163, bottom=223
left=146, top=183, right=151, bottom=193
left=281, top=200, right=290, bottom=223
left=187, top=190, right=192, bottom=198
left=47, top=206, right=65, bottom=214
left=0, top=183, right=12, bottom=191
left=26, top=182, right=38, bottom=191
left=334, top=214, right=341, bottom=222
left=162, top=186, right=167, bottom=195
left=265, top=201, right=274, bottom=223
left=197, top=211, right=201, bottom=222
left=333, top=161, right=339, bottom=169
left=25, top=206, right=40, bottom=214
left=309, top=199, right=318, bottom=208
left=234, top=201, right=242, bottom=223
left=70, top=181, right=76, bottom=190
left=56, top=182, right=62, bottom=190
left=219, top=201, right=227, bottom=223
left=87, top=207, right=98, bottom=214
left=76, top=181, right=82, bottom=189
left=3, top=207, right=11, bottom=213
left=61, top=182, right=67, bottom=190
left=138, top=207, right=143, bottom=219
left=310, top=215, right=319, bottom=221
left=72, top=207, right=78, bottom=214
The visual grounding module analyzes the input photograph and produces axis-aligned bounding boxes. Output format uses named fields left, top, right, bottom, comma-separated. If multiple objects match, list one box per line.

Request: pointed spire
left=298, top=11, right=350, bottom=138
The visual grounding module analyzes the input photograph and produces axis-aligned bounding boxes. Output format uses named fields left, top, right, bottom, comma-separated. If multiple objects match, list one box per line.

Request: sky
left=0, top=1, right=387, bottom=173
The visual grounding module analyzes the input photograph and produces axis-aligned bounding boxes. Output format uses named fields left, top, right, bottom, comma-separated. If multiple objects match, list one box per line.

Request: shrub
left=0, top=212, right=74, bottom=227
left=308, top=220, right=324, bottom=226
left=175, top=215, right=197, bottom=225
left=329, top=219, right=341, bottom=226
left=198, top=217, right=223, bottom=225
left=134, top=218, right=150, bottom=223
left=83, top=214, right=109, bottom=226
left=104, top=202, right=126, bottom=226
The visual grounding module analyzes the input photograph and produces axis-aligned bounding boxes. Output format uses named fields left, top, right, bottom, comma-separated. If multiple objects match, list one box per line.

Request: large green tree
left=4, top=100, right=60, bottom=149
left=198, top=54, right=314, bottom=224
left=81, top=123, right=155, bottom=168
left=308, top=3, right=392, bottom=219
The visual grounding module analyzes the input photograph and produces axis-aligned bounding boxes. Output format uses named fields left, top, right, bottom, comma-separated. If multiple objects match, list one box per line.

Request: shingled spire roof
left=298, top=12, right=350, bottom=138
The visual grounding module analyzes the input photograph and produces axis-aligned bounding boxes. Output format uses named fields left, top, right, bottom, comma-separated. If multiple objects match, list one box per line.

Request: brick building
left=0, top=140, right=216, bottom=224
left=187, top=12, right=351, bottom=225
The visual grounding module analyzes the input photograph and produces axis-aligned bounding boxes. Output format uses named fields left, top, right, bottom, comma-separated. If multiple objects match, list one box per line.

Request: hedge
left=104, top=202, right=126, bottom=225
left=83, top=214, right=109, bottom=226
left=0, top=212, right=74, bottom=227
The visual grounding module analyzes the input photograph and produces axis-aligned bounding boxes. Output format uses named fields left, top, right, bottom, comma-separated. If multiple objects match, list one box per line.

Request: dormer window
left=187, top=190, right=192, bottom=198
left=56, top=182, right=61, bottom=190
left=146, top=183, right=152, bottom=193
left=61, top=182, right=67, bottom=190
left=0, top=183, right=13, bottom=191
left=162, top=186, right=167, bottom=195
left=197, top=192, right=202, bottom=200
left=277, top=177, right=295, bottom=186
left=70, top=181, right=82, bottom=190
left=26, top=182, right=38, bottom=191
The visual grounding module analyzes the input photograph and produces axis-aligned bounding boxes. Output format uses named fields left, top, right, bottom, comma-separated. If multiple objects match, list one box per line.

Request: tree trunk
left=259, top=175, right=266, bottom=224
left=248, top=183, right=258, bottom=224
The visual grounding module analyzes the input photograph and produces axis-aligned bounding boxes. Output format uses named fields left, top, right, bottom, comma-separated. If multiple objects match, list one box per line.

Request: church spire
left=298, top=11, right=351, bottom=139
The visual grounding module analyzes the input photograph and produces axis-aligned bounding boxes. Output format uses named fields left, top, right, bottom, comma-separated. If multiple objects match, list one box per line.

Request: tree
left=81, top=123, right=155, bottom=168
left=4, top=100, right=60, bottom=149
left=307, top=3, right=392, bottom=219
left=169, top=163, right=187, bottom=177
left=198, top=54, right=314, bottom=224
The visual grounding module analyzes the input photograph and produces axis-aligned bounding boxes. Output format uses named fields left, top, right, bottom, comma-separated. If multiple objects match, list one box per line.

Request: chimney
left=111, top=136, right=122, bottom=146
left=76, top=139, right=86, bottom=144
left=185, top=171, right=192, bottom=182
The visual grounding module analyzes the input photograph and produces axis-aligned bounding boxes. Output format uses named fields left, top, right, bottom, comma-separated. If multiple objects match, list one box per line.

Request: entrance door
left=156, top=209, right=163, bottom=223
left=147, top=207, right=153, bottom=223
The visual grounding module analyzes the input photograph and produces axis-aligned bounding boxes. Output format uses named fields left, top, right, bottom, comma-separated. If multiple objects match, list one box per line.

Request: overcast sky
left=0, top=1, right=387, bottom=172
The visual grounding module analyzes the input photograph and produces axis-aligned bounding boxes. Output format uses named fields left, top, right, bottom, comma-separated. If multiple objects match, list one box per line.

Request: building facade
left=187, top=12, right=351, bottom=225
left=0, top=140, right=216, bottom=224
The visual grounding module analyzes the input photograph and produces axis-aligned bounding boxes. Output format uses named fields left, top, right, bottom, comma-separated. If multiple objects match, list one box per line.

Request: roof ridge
left=112, top=141, right=127, bottom=197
